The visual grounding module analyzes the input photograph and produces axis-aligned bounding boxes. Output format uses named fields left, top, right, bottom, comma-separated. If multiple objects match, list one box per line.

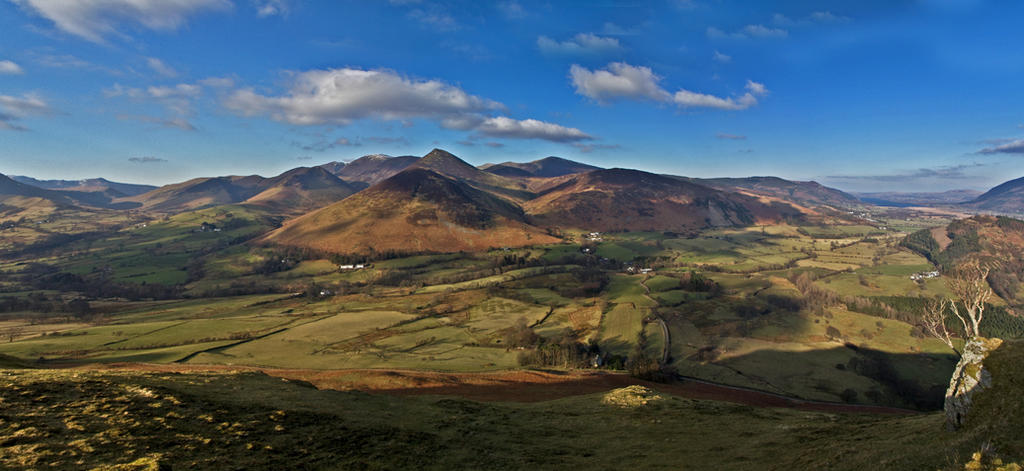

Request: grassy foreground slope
left=2, top=341, right=1022, bottom=471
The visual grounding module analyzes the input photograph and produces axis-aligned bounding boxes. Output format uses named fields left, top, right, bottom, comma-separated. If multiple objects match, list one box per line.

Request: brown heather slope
left=244, top=166, right=358, bottom=215
left=261, top=168, right=558, bottom=254
left=523, top=168, right=804, bottom=232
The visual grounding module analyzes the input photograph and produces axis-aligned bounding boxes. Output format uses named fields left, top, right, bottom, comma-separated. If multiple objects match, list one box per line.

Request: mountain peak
left=413, top=149, right=479, bottom=176
left=421, top=148, right=461, bottom=162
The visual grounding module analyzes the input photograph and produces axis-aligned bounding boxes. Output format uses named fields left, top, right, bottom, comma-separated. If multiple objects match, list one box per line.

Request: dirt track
left=84, top=362, right=916, bottom=415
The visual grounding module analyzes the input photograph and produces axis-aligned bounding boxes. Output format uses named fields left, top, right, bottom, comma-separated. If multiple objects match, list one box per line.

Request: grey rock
left=944, top=337, right=1002, bottom=430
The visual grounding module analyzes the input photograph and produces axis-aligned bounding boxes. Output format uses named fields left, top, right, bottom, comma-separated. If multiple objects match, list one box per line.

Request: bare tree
left=922, top=297, right=958, bottom=354
left=946, top=259, right=994, bottom=339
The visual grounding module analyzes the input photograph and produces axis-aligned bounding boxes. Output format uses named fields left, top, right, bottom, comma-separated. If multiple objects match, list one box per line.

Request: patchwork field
left=4, top=209, right=1021, bottom=415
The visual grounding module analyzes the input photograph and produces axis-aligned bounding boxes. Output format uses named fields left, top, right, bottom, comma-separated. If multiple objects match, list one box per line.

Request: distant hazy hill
left=482, top=156, right=601, bottom=178
left=962, top=176, right=1024, bottom=215
left=123, top=167, right=356, bottom=213
left=121, top=175, right=268, bottom=213
left=11, top=176, right=156, bottom=197
left=856, top=190, right=982, bottom=207
left=524, top=168, right=804, bottom=232
left=262, top=167, right=558, bottom=254
left=1, top=174, right=152, bottom=209
left=0, top=173, right=77, bottom=206
left=320, top=154, right=420, bottom=186
left=693, top=176, right=860, bottom=209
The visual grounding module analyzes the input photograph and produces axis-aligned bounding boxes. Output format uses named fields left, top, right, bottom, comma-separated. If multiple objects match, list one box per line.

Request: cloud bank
left=226, top=67, right=591, bottom=142
left=13, top=0, right=231, bottom=42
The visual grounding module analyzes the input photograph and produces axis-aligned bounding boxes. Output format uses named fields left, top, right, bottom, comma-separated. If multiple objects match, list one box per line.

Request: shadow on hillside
left=344, top=344, right=955, bottom=412
left=706, top=344, right=957, bottom=410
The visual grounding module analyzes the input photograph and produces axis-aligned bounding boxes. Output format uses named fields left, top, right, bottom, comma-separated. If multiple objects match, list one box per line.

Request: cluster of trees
left=30, top=271, right=181, bottom=301
left=0, top=293, right=92, bottom=319
left=901, top=223, right=983, bottom=270
left=191, top=280, right=286, bottom=298
left=554, top=266, right=610, bottom=298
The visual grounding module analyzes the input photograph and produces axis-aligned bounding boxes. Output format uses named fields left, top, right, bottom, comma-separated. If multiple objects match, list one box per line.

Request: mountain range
left=4, top=149, right=1024, bottom=254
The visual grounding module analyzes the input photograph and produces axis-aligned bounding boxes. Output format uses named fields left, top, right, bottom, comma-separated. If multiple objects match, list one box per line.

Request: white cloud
left=128, top=156, right=168, bottom=163
left=570, top=62, right=768, bottom=111
left=0, top=93, right=54, bottom=131
left=0, top=60, right=24, bottom=75
left=601, top=22, right=639, bottom=36
left=708, top=24, right=788, bottom=40
left=572, top=142, right=621, bottom=153
left=29, top=53, right=122, bottom=75
left=712, top=50, right=731, bottom=63
left=745, top=80, right=767, bottom=95
left=810, top=11, right=849, bottom=22
left=254, top=0, right=289, bottom=17
left=537, top=33, right=622, bottom=56
left=147, top=83, right=201, bottom=99
left=569, top=62, right=670, bottom=104
left=978, top=139, right=1024, bottom=155
left=706, top=26, right=745, bottom=39
left=674, top=80, right=767, bottom=110
left=476, top=117, right=592, bottom=142
left=774, top=11, right=850, bottom=27
left=497, top=1, right=526, bottom=19
left=224, top=67, right=592, bottom=143
left=118, top=114, right=197, bottom=131
left=407, top=8, right=457, bottom=31
left=772, top=13, right=795, bottom=27
left=716, top=133, right=746, bottom=140
left=12, top=0, right=231, bottom=42
left=146, top=57, right=177, bottom=78
left=225, top=67, right=502, bottom=126
left=198, top=76, right=235, bottom=88
left=742, top=24, right=788, bottom=38
left=105, top=82, right=205, bottom=128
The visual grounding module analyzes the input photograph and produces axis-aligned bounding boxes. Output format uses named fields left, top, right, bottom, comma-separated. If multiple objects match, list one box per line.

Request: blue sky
left=1, top=0, right=1023, bottom=192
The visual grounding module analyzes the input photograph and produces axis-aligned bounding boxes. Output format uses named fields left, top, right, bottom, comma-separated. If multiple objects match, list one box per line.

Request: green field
left=4, top=213, right=1009, bottom=410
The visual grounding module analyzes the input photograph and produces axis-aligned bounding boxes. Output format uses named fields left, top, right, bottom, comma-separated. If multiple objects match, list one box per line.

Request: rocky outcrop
left=945, top=337, right=1003, bottom=430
